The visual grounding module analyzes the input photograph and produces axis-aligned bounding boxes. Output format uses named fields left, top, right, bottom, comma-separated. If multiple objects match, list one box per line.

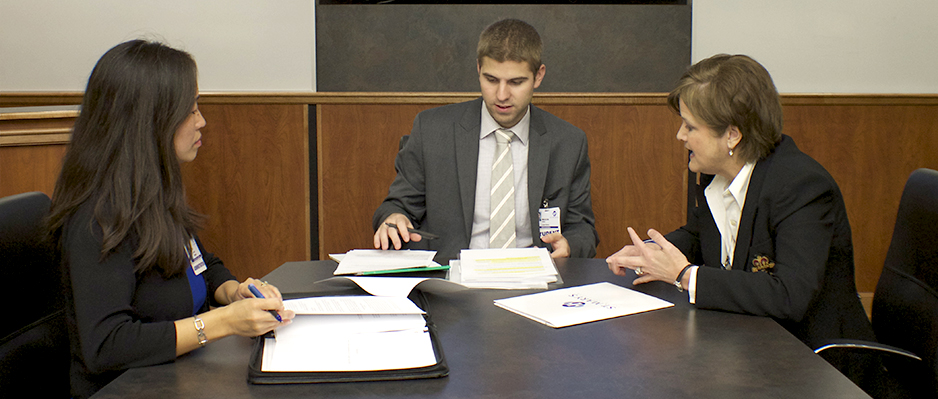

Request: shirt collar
left=480, top=101, right=530, bottom=145
left=726, top=162, right=757, bottom=206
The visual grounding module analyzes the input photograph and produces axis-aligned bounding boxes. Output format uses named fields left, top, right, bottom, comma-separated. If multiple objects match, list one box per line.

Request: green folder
left=358, top=265, right=451, bottom=275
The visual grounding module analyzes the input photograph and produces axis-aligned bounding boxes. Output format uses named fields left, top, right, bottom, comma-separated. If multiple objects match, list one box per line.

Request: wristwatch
left=194, top=317, right=207, bottom=347
left=674, top=264, right=694, bottom=292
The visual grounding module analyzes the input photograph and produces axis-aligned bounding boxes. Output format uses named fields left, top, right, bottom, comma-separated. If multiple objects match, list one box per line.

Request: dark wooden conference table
left=91, top=258, right=870, bottom=398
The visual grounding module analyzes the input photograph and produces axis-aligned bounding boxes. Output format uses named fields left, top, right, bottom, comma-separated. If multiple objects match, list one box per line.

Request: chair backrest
left=0, top=191, right=71, bottom=397
left=872, top=168, right=938, bottom=394
left=399, top=135, right=410, bottom=152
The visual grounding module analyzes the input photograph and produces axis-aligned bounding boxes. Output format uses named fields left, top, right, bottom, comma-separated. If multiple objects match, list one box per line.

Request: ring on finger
left=260, top=281, right=269, bottom=286
left=635, top=267, right=644, bottom=275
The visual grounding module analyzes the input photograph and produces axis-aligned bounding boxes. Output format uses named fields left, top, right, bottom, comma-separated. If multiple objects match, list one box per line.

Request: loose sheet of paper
left=345, top=276, right=466, bottom=297
left=305, top=276, right=467, bottom=297
left=333, top=249, right=436, bottom=275
left=283, top=296, right=425, bottom=315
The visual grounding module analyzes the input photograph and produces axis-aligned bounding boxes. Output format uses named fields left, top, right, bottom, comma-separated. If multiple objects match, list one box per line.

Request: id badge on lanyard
left=538, top=205, right=561, bottom=238
left=188, top=237, right=207, bottom=275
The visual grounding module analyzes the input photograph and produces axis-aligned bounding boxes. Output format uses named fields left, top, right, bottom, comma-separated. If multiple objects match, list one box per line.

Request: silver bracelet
left=193, top=317, right=207, bottom=347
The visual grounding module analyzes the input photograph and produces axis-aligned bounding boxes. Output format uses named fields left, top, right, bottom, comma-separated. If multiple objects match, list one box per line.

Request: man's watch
left=674, top=264, right=694, bottom=292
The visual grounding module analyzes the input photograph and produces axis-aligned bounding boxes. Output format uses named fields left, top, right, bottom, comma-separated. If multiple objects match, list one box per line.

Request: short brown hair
left=667, top=54, right=783, bottom=162
left=477, top=19, right=542, bottom=75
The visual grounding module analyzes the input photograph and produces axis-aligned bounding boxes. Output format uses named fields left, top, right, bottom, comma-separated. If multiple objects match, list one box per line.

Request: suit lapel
left=697, top=174, right=723, bottom=267
left=733, top=150, right=774, bottom=271
left=455, top=99, right=482, bottom=237
left=527, top=106, right=550, bottom=239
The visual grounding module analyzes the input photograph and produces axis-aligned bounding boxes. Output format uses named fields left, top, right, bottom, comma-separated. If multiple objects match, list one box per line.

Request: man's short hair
left=477, top=19, right=543, bottom=75
left=667, top=54, right=783, bottom=163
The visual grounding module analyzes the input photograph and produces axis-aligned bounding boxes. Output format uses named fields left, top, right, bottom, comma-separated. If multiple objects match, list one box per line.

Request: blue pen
left=248, top=283, right=283, bottom=322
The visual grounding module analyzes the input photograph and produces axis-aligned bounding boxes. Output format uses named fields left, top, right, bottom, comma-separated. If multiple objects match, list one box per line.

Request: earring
left=729, top=148, right=734, bottom=157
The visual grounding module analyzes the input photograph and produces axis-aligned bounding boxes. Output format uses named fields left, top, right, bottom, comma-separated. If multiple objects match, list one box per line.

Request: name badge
left=538, top=207, right=561, bottom=237
left=188, top=237, right=207, bottom=275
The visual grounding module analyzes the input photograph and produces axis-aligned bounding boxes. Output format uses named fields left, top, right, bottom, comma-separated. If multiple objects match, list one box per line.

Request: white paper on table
left=448, top=261, right=549, bottom=289
left=283, top=296, right=425, bottom=315
left=493, top=282, right=674, bottom=328
left=305, top=276, right=467, bottom=297
left=344, top=276, right=466, bottom=297
left=458, top=247, right=558, bottom=283
left=334, top=249, right=437, bottom=275
left=275, top=314, right=428, bottom=340
left=262, top=314, right=436, bottom=372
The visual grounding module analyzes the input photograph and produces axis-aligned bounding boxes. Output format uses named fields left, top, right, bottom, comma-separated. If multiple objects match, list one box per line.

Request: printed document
left=263, top=296, right=436, bottom=372
left=452, top=247, right=559, bottom=289
left=493, top=282, right=673, bottom=328
left=262, top=313, right=436, bottom=372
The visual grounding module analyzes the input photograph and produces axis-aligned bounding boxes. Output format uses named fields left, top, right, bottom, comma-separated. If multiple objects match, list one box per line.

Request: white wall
left=2, top=1, right=935, bottom=94
left=0, top=0, right=315, bottom=92
left=693, top=0, right=938, bottom=94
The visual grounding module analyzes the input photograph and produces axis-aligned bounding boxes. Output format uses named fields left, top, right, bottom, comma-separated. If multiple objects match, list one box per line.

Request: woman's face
left=675, top=100, right=735, bottom=179
left=174, top=98, right=206, bottom=163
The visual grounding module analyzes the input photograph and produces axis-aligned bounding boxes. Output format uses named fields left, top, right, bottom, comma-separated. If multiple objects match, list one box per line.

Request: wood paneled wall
left=181, top=104, right=310, bottom=280
left=318, top=103, right=439, bottom=259
left=3, top=93, right=937, bottom=293
left=0, top=102, right=310, bottom=281
left=0, top=111, right=74, bottom=197
left=782, top=100, right=938, bottom=290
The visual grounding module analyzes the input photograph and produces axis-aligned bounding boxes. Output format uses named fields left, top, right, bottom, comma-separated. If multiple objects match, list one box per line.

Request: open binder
left=247, top=291, right=449, bottom=384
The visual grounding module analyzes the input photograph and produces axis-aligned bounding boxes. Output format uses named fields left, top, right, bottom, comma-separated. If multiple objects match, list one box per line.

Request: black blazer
left=666, top=135, right=875, bottom=349
left=374, top=98, right=598, bottom=264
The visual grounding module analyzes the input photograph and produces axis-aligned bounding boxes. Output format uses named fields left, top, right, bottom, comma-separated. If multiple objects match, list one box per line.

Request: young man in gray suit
left=373, top=18, right=598, bottom=264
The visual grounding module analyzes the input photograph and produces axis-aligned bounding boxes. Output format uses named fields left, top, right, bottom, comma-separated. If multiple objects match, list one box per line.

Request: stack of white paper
left=333, top=249, right=437, bottom=275
left=451, top=247, right=559, bottom=289
left=283, top=295, right=427, bottom=315
left=493, top=282, right=674, bottom=328
left=262, top=296, right=437, bottom=372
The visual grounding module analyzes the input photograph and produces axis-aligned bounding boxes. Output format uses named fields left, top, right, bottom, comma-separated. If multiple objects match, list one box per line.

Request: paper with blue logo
left=493, top=282, right=673, bottom=328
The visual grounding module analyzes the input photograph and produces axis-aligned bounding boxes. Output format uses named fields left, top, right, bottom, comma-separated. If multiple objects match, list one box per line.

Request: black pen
left=385, top=222, right=439, bottom=240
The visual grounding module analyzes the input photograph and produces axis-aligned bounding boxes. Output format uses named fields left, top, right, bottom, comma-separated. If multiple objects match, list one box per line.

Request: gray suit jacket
left=374, top=98, right=598, bottom=264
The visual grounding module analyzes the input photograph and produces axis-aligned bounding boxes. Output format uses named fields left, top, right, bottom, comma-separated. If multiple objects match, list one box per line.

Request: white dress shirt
left=687, top=162, right=756, bottom=303
left=469, top=101, right=533, bottom=249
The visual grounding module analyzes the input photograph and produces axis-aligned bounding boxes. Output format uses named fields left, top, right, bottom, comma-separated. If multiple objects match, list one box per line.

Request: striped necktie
left=490, top=128, right=516, bottom=248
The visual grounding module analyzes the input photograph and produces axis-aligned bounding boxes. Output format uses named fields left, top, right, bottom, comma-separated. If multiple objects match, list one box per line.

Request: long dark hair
left=49, top=39, right=203, bottom=277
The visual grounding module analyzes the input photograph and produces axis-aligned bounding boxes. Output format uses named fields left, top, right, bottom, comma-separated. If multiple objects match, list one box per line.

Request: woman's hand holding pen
left=606, top=227, right=689, bottom=285
left=175, top=279, right=294, bottom=355
left=218, top=295, right=294, bottom=337
left=222, top=278, right=294, bottom=331
left=232, top=277, right=282, bottom=302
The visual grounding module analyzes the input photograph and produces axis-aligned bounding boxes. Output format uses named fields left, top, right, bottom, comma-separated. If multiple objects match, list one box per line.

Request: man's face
left=478, top=57, right=545, bottom=128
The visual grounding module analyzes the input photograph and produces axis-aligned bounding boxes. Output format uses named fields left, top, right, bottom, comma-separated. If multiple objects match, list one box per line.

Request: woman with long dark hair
left=48, top=40, right=294, bottom=398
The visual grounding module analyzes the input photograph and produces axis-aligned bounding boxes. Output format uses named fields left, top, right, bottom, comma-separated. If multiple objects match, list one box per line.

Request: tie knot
left=495, top=129, right=514, bottom=144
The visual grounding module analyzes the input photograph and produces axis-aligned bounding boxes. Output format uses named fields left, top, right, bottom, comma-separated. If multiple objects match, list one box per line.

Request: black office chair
left=816, top=168, right=938, bottom=399
left=399, top=135, right=410, bottom=152
left=0, top=191, right=71, bottom=397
